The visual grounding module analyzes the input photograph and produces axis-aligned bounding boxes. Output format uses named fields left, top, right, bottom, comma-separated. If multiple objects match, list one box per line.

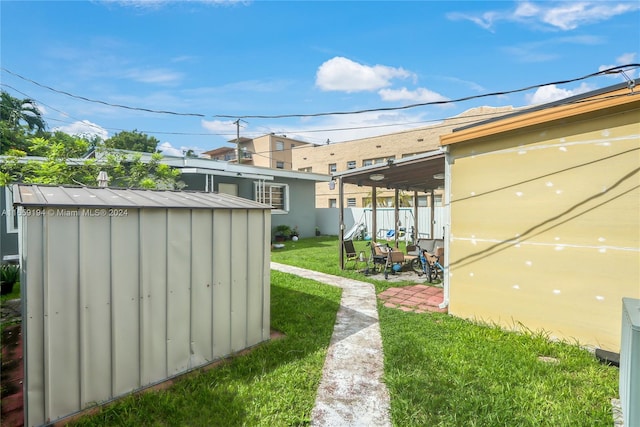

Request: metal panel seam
left=245, top=210, right=249, bottom=348
left=109, top=215, right=114, bottom=399
left=229, top=211, right=233, bottom=352
left=164, top=209, right=169, bottom=378
left=210, top=209, right=215, bottom=358
left=77, top=215, right=83, bottom=411
left=137, top=210, right=143, bottom=388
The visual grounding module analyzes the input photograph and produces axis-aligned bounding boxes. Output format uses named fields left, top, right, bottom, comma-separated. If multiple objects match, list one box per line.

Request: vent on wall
left=620, top=297, right=640, bottom=427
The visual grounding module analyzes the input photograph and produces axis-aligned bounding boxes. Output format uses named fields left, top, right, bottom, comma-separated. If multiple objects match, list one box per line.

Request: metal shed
left=13, top=184, right=272, bottom=426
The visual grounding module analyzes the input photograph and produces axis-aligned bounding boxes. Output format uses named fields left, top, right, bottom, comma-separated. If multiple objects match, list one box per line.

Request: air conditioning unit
left=620, top=297, right=640, bottom=427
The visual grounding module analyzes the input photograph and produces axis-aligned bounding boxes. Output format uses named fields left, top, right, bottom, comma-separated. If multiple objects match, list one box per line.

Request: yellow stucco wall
left=448, top=108, right=640, bottom=351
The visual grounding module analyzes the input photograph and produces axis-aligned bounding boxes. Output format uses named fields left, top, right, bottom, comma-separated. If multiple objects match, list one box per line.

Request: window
left=275, top=140, right=284, bottom=151
left=255, top=182, right=289, bottom=213
left=380, top=197, right=393, bottom=207
left=328, top=163, right=337, bottom=173
left=434, top=195, right=443, bottom=207
left=417, top=196, right=428, bottom=207
left=346, top=160, right=356, bottom=169
left=363, top=159, right=373, bottom=167
left=329, top=198, right=337, bottom=208
left=276, top=161, right=285, bottom=169
left=347, top=198, right=356, bottom=207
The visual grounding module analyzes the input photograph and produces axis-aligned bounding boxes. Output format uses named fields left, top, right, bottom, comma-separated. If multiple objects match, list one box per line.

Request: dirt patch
left=1, top=323, right=24, bottom=427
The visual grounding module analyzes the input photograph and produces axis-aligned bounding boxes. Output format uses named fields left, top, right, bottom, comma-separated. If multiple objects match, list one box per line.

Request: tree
left=0, top=91, right=45, bottom=133
left=104, top=130, right=159, bottom=153
left=1, top=90, right=46, bottom=153
left=0, top=136, right=181, bottom=190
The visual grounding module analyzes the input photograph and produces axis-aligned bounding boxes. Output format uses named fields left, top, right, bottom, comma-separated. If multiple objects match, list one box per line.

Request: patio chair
left=369, top=242, right=407, bottom=279
left=343, top=240, right=362, bottom=270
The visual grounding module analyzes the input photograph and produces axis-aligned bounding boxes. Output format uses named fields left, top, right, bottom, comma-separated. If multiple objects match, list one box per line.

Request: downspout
left=372, top=185, right=377, bottom=243
left=339, top=177, right=345, bottom=269
left=394, top=188, right=399, bottom=248
left=413, top=191, right=418, bottom=241
left=430, top=189, right=435, bottom=239
left=439, top=147, right=452, bottom=310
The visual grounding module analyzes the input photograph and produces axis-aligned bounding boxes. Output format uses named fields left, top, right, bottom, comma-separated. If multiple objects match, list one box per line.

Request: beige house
left=203, top=134, right=312, bottom=169
left=292, top=106, right=517, bottom=208
left=440, top=80, right=640, bottom=351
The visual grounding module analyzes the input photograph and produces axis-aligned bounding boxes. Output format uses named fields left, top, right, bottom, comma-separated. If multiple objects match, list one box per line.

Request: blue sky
left=1, top=1, right=638, bottom=156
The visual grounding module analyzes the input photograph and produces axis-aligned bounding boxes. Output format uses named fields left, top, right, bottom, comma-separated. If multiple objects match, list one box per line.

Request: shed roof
left=13, top=184, right=271, bottom=210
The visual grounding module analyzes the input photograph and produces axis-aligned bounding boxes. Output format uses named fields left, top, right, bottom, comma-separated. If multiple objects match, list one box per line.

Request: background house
left=162, top=156, right=330, bottom=239
left=215, top=134, right=312, bottom=169
left=292, top=106, right=517, bottom=209
left=440, top=80, right=640, bottom=351
left=0, top=155, right=330, bottom=258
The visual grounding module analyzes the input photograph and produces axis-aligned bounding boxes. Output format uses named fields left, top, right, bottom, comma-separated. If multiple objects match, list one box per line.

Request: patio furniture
left=343, top=240, right=362, bottom=270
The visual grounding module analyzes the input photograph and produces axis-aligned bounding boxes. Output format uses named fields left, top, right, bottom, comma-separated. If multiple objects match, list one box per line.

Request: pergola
left=332, top=150, right=446, bottom=269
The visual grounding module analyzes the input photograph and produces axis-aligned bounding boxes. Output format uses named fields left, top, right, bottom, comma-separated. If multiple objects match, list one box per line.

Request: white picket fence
left=315, top=207, right=445, bottom=241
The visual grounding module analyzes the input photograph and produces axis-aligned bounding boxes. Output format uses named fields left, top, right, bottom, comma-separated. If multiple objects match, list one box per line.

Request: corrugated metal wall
left=20, top=207, right=270, bottom=426
left=316, top=207, right=446, bottom=239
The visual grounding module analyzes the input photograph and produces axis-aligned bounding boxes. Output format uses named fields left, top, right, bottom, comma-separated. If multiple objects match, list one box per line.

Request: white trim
left=254, top=181, right=289, bottom=214
left=4, top=187, right=18, bottom=234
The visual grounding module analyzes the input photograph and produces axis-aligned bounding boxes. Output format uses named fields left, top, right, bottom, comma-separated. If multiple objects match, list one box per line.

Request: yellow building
left=203, top=134, right=311, bottom=169
left=441, top=81, right=640, bottom=351
left=292, top=106, right=517, bottom=208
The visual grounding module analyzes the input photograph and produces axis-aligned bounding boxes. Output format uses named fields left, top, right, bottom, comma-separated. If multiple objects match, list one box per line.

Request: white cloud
left=449, top=1, right=640, bottom=31
left=158, top=141, right=184, bottom=156
left=447, top=11, right=501, bottom=31
left=541, top=2, right=640, bottom=30
left=378, top=87, right=450, bottom=104
left=599, top=53, right=638, bottom=79
left=124, top=68, right=183, bottom=85
left=525, top=83, right=593, bottom=105
left=102, top=0, right=246, bottom=10
left=503, top=35, right=602, bottom=63
left=54, top=120, right=109, bottom=140
left=201, top=119, right=237, bottom=134
left=316, top=57, right=413, bottom=92
left=158, top=141, right=206, bottom=157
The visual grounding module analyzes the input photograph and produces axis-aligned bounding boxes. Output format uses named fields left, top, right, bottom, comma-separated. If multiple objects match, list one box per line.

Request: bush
left=274, top=224, right=292, bottom=237
left=0, top=264, right=20, bottom=285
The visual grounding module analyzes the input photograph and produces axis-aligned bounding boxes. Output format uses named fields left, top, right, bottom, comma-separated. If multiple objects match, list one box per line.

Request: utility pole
left=234, top=119, right=240, bottom=164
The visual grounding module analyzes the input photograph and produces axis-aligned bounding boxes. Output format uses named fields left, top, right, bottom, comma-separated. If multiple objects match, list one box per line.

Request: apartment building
left=203, top=134, right=312, bottom=169
left=292, top=106, right=517, bottom=208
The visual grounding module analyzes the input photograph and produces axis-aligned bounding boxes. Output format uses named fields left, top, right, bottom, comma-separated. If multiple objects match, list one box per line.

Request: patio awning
left=332, top=150, right=445, bottom=192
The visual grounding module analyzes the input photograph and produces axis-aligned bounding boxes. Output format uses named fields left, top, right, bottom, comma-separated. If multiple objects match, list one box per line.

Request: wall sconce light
left=433, top=173, right=445, bottom=180
left=370, top=174, right=385, bottom=181
left=328, top=180, right=336, bottom=190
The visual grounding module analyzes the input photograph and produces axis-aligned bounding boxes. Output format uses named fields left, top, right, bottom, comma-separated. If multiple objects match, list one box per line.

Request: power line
left=0, top=82, right=534, bottom=141
left=1, top=68, right=205, bottom=118
left=3, top=64, right=637, bottom=121
left=213, top=64, right=639, bottom=119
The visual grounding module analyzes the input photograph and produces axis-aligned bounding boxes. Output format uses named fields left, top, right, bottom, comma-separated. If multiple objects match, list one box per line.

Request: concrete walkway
left=271, top=262, right=391, bottom=427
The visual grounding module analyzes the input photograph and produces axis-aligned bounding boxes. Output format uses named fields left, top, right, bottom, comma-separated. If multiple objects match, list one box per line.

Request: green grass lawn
left=0, top=281, right=20, bottom=303
left=72, top=236, right=618, bottom=426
